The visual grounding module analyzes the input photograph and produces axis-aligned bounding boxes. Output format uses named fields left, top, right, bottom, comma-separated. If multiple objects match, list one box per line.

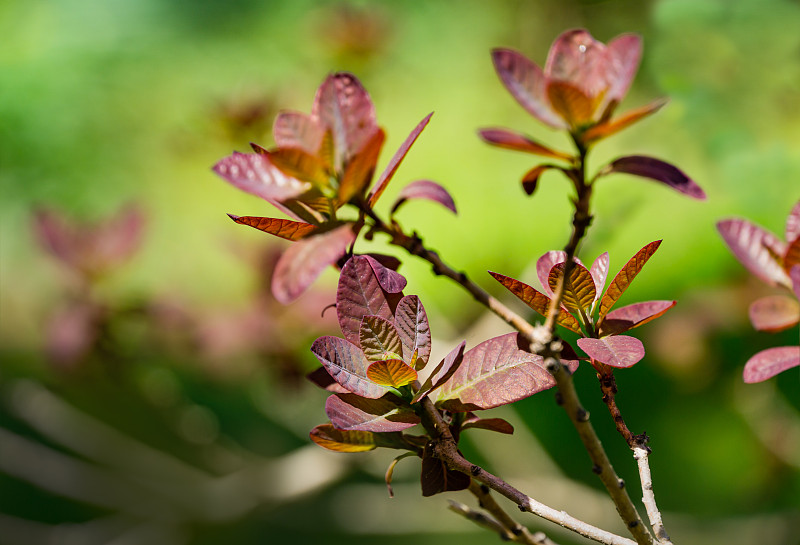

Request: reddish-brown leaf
left=548, top=262, right=596, bottom=315
left=325, top=394, right=419, bottom=432
left=577, top=335, right=645, bottom=368
left=605, top=155, right=706, bottom=200
left=743, top=346, right=800, bottom=383
left=461, top=415, right=514, bottom=435
left=784, top=237, right=800, bottom=271
left=546, top=80, right=595, bottom=128
left=489, top=272, right=582, bottom=334
left=311, top=336, right=389, bottom=399
left=748, top=295, right=800, bottom=332
left=227, top=214, right=317, bottom=241
left=306, top=366, right=349, bottom=394
left=520, top=165, right=557, bottom=196
left=367, top=359, right=418, bottom=388
left=717, top=219, right=790, bottom=288
left=411, top=341, right=466, bottom=403
left=394, top=295, right=432, bottom=367
left=360, top=315, right=404, bottom=361
left=478, top=128, right=572, bottom=161
left=598, top=300, right=676, bottom=336
left=598, top=240, right=662, bottom=320
left=391, top=180, right=457, bottom=215
left=421, top=443, right=470, bottom=497
left=213, top=152, right=311, bottom=202
left=582, top=99, right=667, bottom=143
left=310, top=424, right=407, bottom=452
left=536, top=252, right=584, bottom=297
left=338, top=129, right=385, bottom=206
left=362, top=254, right=406, bottom=294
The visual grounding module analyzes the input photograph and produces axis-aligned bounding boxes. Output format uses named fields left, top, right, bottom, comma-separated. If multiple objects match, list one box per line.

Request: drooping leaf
left=338, top=129, right=386, bottom=206
left=785, top=201, right=800, bottom=243
left=604, top=155, right=706, bottom=200
left=213, top=152, right=311, bottom=202
left=546, top=80, right=595, bottom=128
left=325, top=393, right=419, bottom=432
left=366, top=359, right=418, bottom=388
left=273, top=111, right=325, bottom=155
left=477, top=128, right=571, bottom=160
left=364, top=254, right=407, bottom=293
left=385, top=453, right=416, bottom=498
left=784, top=237, right=800, bottom=272
left=743, top=346, right=800, bottom=383
left=598, top=240, right=662, bottom=320
left=227, top=214, right=317, bottom=241
left=489, top=272, right=582, bottom=334
left=521, top=164, right=557, bottom=196
left=411, top=341, right=466, bottom=403
left=272, top=224, right=356, bottom=304
left=598, top=300, right=676, bottom=336
left=360, top=315, right=404, bottom=361
left=589, top=252, right=610, bottom=303
left=262, top=147, right=331, bottom=188
left=717, top=219, right=790, bottom=288
left=421, top=444, right=470, bottom=497
left=435, top=332, right=554, bottom=411
left=311, top=336, right=389, bottom=399
left=337, top=255, right=402, bottom=346
left=394, top=295, right=432, bottom=367
left=548, top=262, right=597, bottom=315
left=582, top=99, right=667, bottom=143
left=461, top=415, right=514, bottom=435
left=310, top=423, right=407, bottom=452
left=391, top=180, right=457, bottom=215
left=748, top=295, right=800, bottom=332
left=577, top=335, right=645, bottom=368
left=368, top=112, right=433, bottom=207
left=306, top=366, right=350, bottom=394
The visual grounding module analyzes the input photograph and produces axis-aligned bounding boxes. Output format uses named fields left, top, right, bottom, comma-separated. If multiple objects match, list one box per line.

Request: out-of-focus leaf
left=785, top=201, right=800, bottom=243
left=577, top=335, right=645, bottom=368
left=598, top=240, right=662, bottom=320
left=582, top=99, right=667, bottom=143
left=604, top=33, right=643, bottom=103
left=391, top=180, right=457, bottom=215
left=310, top=424, right=407, bottom=452
left=548, top=262, right=596, bottom=315
left=306, top=366, right=350, bottom=394
left=262, top=146, right=331, bottom=188
left=368, top=112, right=433, bottom=207
left=743, top=346, right=800, bottom=383
left=461, top=415, right=514, bottom=435
left=337, top=255, right=402, bottom=346
left=325, top=394, right=419, bottom=432
left=521, top=164, right=557, bottom=196
left=604, top=155, right=705, bottom=200
left=273, top=111, right=324, bottom=154
left=366, top=359, right=418, bottom=388
left=338, top=129, right=385, bottom=206
left=272, top=224, right=356, bottom=304
left=748, top=295, right=800, bottom=332
left=546, top=80, right=594, bottom=128
left=213, top=152, right=311, bottom=201
left=394, top=295, right=431, bottom=367
left=46, top=302, right=100, bottom=368
left=435, top=332, right=553, bottom=411
left=421, top=444, right=470, bottom=497
left=311, top=336, right=389, bottom=399
left=784, top=237, right=800, bottom=271
left=478, top=128, right=571, bottom=160
left=590, top=252, right=610, bottom=303
left=411, top=341, right=466, bottom=403
left=489, top=272, right=582, bottom=334
left=717, top=219, right=790, bottom=288
left=599, top=300, right=676, bottom=336
left=360, top=315, right=404, bottom=361
left=385, top=453, right=416, bottom=498
left=227, top=214, right=317, bottom=241
left=792, top=265, right=800, bottom=299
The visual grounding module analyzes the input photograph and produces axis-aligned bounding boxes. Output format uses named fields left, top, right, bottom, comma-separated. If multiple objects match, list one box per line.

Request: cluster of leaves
left=717, top=200, right=800, bottom=382
left=491, top=242, right=674, bottom=371
left=307, top=255, right=577, bottom=496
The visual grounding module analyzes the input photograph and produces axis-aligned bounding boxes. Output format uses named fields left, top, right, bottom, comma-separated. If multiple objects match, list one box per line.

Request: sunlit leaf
left=477, top=128, right=572, bottom=160
left=786, top=201, right=800, bottom=243
left=520, top=164, right=557, bottom=196
left=604, top=155, right=705, bottom=200
left=360, top=315, right=404, bottom=361
left=272, top=224, right=356, bottom=304
left=311, top=336, right=389, bottom=399
left=546, top=80, right=595, bottom=128
left=748, top=295, right=800, bottom=332
left=306, top=366, right=350, bottom=394
left=421, top=444, right=470, bottom=497
left=577, top=335, right=645, bottom=368
left=367, top=359, right=418, bottom=388
left=310, top=424, right=407, bottom=452
left=717, top=219, right=790, bottom=288
left=226, top=214, right=317, bottom=241
left=582, top=99, right=667, bottom=143
left=598, top=240, right=662, bottom=320
left=338, top=129, right=385, bottom=206
left=461, top=415, right=514, bottom=435
left=368, top=112, right=433, bottom=207
left=435, top=332, right=554, bottom=411
left=363, top=254, right=407, bottom=293
left=256, top=146, right=331, bottom=188
left=590, top=252, right=610, bottom=303
left=743, top=346, right=800, bottom=383
left=548, top=262, right=596, bottom=315
left=489, top=272, right=582, bottom=334
left=325, top=394, right=419, bottom=432
left=273, top=111, right=325, bottom=155
left=391, top=180, right=457, bottom=215
left=394, top=295, right=432, bottom=367
left=411, top=341, right=466, bottom=403
left=598, top=300, right=676, bottom=336
left=213, top=152, right=311, bottom=202
left=536, top=251, right=584, bottom=297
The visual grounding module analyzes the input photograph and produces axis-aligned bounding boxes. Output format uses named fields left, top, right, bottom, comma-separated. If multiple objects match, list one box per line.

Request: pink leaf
left=792, top=265, right=800, bottom=300
left=599, top=300, right=676, bottom=336
left=325, top=394, right=420, bottom=432
left=606, top=155, right=706, bottom=200
left=412, top=341, right=466, bottom=403
left=271, top=224, right=356, bottom=304
left=391, top=180, right=456, bottom=215
left=589, top=252, right=610, bottom=303
left=477, top=128, right=571, bottom=160
left=545, top=29, right=612, bottom=101
left=717, top=219, right=790, bottom=288
left=577, top=335, right=645, bottom=368
left=537, top=251, right=568, bottom=297
left=785, top=200, right=800, bottom=243
left=394, top=295, right=432, bottom=367
left=605, top=34, right=643, bottom=105
left=310, top=336, right=389, bottom=398
left=273, top=111, right=325, bottom=154
left=748, top=295, right=800, bottom=332
left=743, top=346, right=800, bottom=383
left=363, top=254, right=407, bottom=293
left=213, top=152, right=311, bottom=202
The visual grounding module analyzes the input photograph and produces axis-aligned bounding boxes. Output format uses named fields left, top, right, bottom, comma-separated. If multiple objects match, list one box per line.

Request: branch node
left=511, top=526, right=523, bottom=536
left=576, top=407, right=590, bottom=422
left=628, top=520, right=639, bottom=528
left=592, top=464, right=602, bottom=475
left=517, top=503, right=527, bottom=512
left=471, top=464, right=481, bottom=476
left=554, top=391, right=564, bottom=405
left=618, top=478, right=626, bottom=489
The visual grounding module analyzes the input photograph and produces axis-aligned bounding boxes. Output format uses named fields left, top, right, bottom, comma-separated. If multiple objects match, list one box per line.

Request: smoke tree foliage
left=213, top=28, right=791, bottom=545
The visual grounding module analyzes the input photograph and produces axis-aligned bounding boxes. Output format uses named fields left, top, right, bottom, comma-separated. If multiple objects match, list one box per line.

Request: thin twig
left=634, top=447, right=673, bottom=545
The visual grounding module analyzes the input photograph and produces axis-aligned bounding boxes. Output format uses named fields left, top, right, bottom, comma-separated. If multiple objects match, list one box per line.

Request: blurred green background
left=1, top=0, right=799, bottom=544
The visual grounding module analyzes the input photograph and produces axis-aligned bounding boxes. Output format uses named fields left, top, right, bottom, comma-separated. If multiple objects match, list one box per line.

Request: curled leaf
left=743, top=346, right=800, bottom=383
left=604, top=155, right=705, bottom=200
left=310, top=424, right=407, bottom=452
left=521, top=165, right=557, bottom=196
left=577, top=335, right=645, bottom=368
left=391, top=180, right=457, bottom=215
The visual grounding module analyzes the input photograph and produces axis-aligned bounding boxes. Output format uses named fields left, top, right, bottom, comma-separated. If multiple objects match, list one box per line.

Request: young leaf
left=717, top=219, right=790, bottom=288
left=521, top=164, right=557, bottom=196
left=364, top=255, right=407, bottom=294
left=272, top=224, right=356, bottom=304
left=792, top=265, right=800, bottom=300
left=477, top=128, right=572, bottom=160
left=311, top=336, right=389, bottom=399
left=785, top=201, right=800, bottom=243
left=598, top=300, right=676, bottom=336
left=536, top=251, right=584, bottom=297
left=391, top=180, right=457, bottom=215
left=582, top=99, right=667, bottom=143
left=489, top=272, right=582, bottom=334
left=338, top=129, right=386, bottom=206
left=368, top=112, right=433, bottom=207
left=310, top=424, right=407, bottom=452
left=325, top=393, right=420, bottom=432
left=598, top=240, right=662, bottom=320
left=421, top=444, right=470, bottom=497
left=548, top=262, right=597, bottom=315
left=435, top=332, right=554, bottom=411
left=360, top=315, right=404, bottom=361
left=461, top=416, right=515, bottom=435
left=226, top=214, right=317, bottom=241
left=784, top=237, right=800, bottom=272
left=366, top=359, right=418, bottom=388
left=603, top=155, right=706, bottom=200
left=748, top=296, right=800, bottom=332
left=577, top=335, right=645, bottom=368
left=264, top=147, right=331, bottom=188
left=394, top=295, right=432, bottom=367
left=213, top=152, right=311, bottom=202
left=273, top=111, right=325, bottom=155
left=411, top=341, right=466, bottom=403
left=743, top=346, right=800, bottom=383
left=590, top=252, right=610, bottom=303
left=546, top=80, right=595, bottom=128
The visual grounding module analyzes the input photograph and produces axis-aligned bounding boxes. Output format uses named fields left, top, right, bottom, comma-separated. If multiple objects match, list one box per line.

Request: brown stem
left=598, top=369, right=636, bottom=448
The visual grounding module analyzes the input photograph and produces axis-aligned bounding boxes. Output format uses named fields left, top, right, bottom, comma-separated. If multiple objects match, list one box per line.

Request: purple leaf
left=743, top=346, right=800, bottom=383
left=537, top=251, right=567, bottom=297
left=391, top=180, right=457, bottom=215
left=748, top=295, right=800, bottom=332
left=306, top=366, right=349, bottom=394
left=271, top=224, right=356, bottom=304
left=461, top=415, right=514, bottom=435
left=477, top=128, right=571, bottom=160
left=717, top=219, right=790, bottom=288
left=325, top=394, right=420, bottom=432
left=577, top=335, right=645, bottom=368
left=792, top=265, right=800, bottom=300
left=589, top=252, right=610, bottom=303
left=213, top=152, right=311, bottom=202
left=394, top=295, right=432, bottom=367
left=599, top=300, right=676, bottom=336
left=606, top=155, right=706, bottom=200
left=272, top=111, right=325, bottom=155
left=360, top=315, right=404, bottom=361
left=364, top=255, right=407, bottom=293
left=310, top=336, right=389, bottom=399
left=412, top=341, right=466, bottom=403
left=435, top=333, right=554, bottom=411
left=368, top=112, right=433, bottom=207
left=785, top=200, right=800, bottom=243
left=421, top=443, right=470, bottom=497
